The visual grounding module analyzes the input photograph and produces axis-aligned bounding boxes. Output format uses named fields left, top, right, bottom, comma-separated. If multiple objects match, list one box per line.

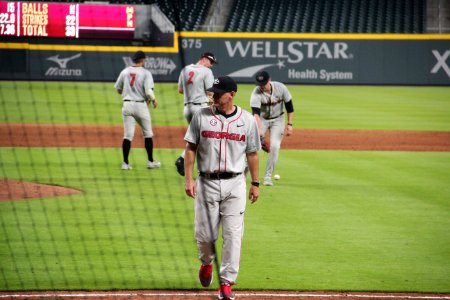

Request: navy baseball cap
left=255, top=70, right=270, bottom=86
left=207, top=76, right=238, bottom=93
left=201, top=52, right=218, bottom=64
left=133, top=50, right=146, bottom=61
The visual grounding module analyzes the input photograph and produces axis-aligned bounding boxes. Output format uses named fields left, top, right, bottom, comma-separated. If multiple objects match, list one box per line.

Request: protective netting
left=2, top=2, right=450, bottom=299
left=0, top=1, right=205, bottom=293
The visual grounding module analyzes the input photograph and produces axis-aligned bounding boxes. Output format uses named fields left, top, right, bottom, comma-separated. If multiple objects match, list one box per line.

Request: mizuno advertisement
left=1, top=35, right=449, bottom=85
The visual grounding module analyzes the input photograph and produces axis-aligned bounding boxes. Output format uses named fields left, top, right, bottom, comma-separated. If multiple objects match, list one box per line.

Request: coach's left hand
left=285, top=124, right=293, bottom=136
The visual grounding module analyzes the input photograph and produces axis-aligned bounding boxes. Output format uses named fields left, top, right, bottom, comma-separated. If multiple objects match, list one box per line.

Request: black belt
left=265, top=112, right=284, bottom=120
left=185, top=102, right=206, bottom=106
left=199, top=172, right=242, bottom=180
left=124, top=100, right=145, bottom=103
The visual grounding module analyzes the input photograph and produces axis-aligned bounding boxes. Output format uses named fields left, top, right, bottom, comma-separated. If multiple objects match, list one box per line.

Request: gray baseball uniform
left=178, top=63, right=214, bottom=122
left=250, top=81, right=292, bottom=181
left=115, top=65, right=155, bottom=140
left=184, top=105, right=260, bottom=284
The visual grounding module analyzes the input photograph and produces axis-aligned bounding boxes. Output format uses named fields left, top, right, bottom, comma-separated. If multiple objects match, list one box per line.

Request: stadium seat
left=153, top=0, right=212, bottom=31
left=224, top=0, right=425, bottom=33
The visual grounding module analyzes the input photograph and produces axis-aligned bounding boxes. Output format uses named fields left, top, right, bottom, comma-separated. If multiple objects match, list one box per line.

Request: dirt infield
left=0, top=178, right=81, bottom=201
left=1, top=123, right=449, bottom=299
left=1, top=123, right=449, bottom=201
left=1, top=123, right=450, bottom=151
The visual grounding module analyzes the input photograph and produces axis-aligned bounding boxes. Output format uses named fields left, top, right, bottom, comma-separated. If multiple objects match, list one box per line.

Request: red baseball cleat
left=198, top=264, right=213, bottom=287
left=218, top=282, right=235, bottom=300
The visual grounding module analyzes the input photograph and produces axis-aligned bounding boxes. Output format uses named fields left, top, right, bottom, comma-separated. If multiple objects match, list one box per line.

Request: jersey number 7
left=130, top=73, right=136, bottom=87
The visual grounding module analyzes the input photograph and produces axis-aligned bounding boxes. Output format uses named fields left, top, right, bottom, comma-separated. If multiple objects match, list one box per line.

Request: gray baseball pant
left=195, top=174, right=246, bottom=284
left=261, top=115, right=285, bottom=180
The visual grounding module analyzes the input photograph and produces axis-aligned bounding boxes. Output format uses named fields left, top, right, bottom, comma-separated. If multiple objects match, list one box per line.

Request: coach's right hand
left=184, top=143, right=197, bottom=198
left=185, top=178, right=196, bottom=198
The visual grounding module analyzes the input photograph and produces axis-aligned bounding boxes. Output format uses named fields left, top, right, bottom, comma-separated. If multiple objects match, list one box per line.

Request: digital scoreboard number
left=0, top=1, right=136, bottom=39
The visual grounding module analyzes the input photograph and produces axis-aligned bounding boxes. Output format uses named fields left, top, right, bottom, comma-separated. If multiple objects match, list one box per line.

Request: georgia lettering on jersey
left=201, top=130, right=246, bottom=142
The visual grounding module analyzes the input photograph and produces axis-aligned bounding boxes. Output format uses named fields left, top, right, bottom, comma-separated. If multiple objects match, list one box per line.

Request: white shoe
left=263, top=177, right=273, bottom=186
left=121, top=162, right=132, bottom=170
left=147, top=160, right=161, bottom=169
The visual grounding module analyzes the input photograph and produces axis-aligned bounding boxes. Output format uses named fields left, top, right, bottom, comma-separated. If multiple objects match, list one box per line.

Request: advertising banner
left=178, top=35, right=450, bottom=85
left=1, top=34, right=449, bottom=85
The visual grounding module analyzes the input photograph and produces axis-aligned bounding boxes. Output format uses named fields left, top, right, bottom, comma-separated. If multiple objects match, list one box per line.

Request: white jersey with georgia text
left=184, top=105, right=261, bottom=174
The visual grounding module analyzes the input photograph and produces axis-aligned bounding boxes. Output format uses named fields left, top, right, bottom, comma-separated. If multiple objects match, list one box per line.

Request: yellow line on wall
left=0, top=32, right=179, bottom=52
left=1, top=32, right=449, bottom=53
left=180, top=32, right=450, bottom=40
left=0, top=43, right=178, bottom=52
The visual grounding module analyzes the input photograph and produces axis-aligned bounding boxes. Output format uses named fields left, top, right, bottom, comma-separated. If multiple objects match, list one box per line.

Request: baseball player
left=184, top=76, right=261, bottom=300
left=250, top=70, right=294, bottom=186
left=114, top=50, right=161, bottom=170
left=175, top=52, right=217, bottom=176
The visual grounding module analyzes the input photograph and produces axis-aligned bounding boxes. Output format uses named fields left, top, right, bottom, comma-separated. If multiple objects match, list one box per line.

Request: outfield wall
left=1, top=33, right=450, bottom=85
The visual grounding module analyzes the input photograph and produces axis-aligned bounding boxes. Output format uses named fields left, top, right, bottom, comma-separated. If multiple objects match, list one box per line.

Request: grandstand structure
left=427, top=0, right=450, bottom=33
left=225, top=0, right=426, bottom=33
left=105, top=0, right=449, bottom=34
left=43, top=0, right=450, bottom=33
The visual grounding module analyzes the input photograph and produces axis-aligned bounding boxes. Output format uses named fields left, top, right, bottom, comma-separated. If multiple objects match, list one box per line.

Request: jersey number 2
left=187, top=71, right=195, bottom=85
left=130, top=73, right=136, bottom=87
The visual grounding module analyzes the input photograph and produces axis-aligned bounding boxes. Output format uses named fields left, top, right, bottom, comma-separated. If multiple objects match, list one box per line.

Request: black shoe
left=175, top=157, right=185, bottom=176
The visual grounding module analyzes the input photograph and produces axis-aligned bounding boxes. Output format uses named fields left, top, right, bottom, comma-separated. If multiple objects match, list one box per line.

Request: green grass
left=292, top=85, right=450, bottom=130
left=0, top=147, right=198, bottom=290
left=1, top=81, right=449, bottom=292
left=1, top=148, right=449, bottom=292
left=242, top=150, right=450, bottom=292
left=1, top=81, right=450, bottom=131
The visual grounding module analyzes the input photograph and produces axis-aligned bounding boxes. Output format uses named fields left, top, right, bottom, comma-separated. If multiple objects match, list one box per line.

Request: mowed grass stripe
left=1, top=148, right=449, bottom=291
left=1, top=82, right=449, bottom=131
left=242, top=150, right=450, bottom=292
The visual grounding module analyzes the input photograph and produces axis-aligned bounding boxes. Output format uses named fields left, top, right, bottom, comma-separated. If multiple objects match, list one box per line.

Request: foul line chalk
left=0, top=292, right=449, bottom=299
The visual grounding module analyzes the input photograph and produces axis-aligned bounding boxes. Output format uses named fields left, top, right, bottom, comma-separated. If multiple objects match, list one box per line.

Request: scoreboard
left=0, top=1, right=137, bottom=40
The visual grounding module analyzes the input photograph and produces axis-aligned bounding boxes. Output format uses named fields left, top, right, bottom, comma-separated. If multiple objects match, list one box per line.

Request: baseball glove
left=260, top=136, right=270, bottom=153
